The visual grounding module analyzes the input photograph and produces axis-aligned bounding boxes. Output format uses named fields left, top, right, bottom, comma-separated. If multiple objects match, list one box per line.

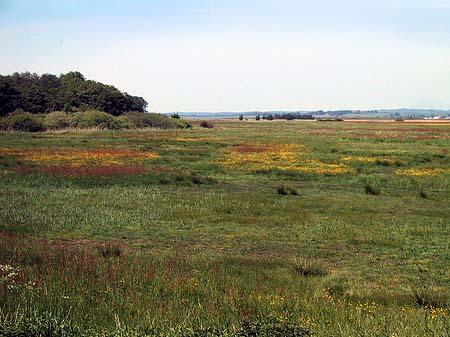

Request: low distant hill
left=168, top=109, right=450, bottom=119
left=0, top=71, right=148, bottom=116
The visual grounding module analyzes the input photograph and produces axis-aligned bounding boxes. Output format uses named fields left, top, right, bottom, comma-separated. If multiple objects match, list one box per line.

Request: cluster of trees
left=0, top=71, right=148, bottom=116
left=257, top=113, right=314, bottom=121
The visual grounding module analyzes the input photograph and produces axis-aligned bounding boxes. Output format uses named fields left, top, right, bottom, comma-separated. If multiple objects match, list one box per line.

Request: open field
left=0, top=120, right=449, bottom=336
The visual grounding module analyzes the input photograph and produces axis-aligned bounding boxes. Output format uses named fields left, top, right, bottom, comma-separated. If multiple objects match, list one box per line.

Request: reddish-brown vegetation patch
left=15, top=164, right=149, bottom=177
left=234, top=143, right=268, bottom=154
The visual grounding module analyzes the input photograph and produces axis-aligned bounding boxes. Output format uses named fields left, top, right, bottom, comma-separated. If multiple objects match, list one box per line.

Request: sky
left=1, top=0, right=449, bottom=112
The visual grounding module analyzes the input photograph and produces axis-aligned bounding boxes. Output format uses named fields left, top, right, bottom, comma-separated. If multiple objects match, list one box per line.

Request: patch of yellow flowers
left=257, top=294, right=286, bottom=306
left=218, top=143, right=352, bottom=175
left=0, top=147, right=158, bottom=167
left=341, top=156, right=378, bottom=163
left=395, top=168, right=448, bottom=177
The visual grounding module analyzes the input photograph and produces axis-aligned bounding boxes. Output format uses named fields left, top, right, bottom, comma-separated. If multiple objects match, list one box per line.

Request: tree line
left=0, top=71, right=148, bottom=117
left=257, top=113, right=314, bottom=120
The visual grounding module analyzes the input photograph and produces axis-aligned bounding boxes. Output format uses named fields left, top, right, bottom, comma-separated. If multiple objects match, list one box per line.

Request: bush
left=99, top=243, right=122, bottom=258
left=419, top=190, right=428, bottom=199
left=200, top=121, right=213, bottom=128
left=277, top=186, right=299, bottom=196
left=413, top=288, right=449, bottom=308
left=238, top=317, right=311, bottom=336
left=365, top=183, right=380, bottom=195
left=122, top=112, right=189, bottom=129
left=290, top=258, right=328, bottom=277
left=43, top=111, right=71, bottom=129
left=5, top=112, right=44, bottom=132
left=70, top=111, right=129, bottom=130
left=190, top=173, right=216, bottom=185
left=277, top=186, right=289, bottom=195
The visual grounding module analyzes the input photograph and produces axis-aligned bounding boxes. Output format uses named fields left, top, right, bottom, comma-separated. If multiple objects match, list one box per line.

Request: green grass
left=0, top=120, right=449, bottom=336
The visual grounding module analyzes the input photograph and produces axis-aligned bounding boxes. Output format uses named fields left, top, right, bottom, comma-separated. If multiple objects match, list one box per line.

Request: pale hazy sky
left=1, top=0, right=449, bottom=112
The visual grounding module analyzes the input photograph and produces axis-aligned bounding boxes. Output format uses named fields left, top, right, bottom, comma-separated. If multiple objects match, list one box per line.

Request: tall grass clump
left=277, top=186, right=300, bottom=196
left=200, top=121, right=213, bottom=128
left=290, top=258, right=328, bottom=277
left=277, top=186, right=289, bottom=195
left=365, top=183, right=380, bottom=196
left=419, top=189, right=428, bottom=199
left=413, top=288, right=449, bottom=308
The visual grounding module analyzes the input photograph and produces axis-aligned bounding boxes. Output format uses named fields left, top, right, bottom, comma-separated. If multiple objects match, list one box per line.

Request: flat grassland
left=0, top=120, right=449, bottom=336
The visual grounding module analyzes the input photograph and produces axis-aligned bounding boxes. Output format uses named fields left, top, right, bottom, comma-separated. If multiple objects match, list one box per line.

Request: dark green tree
left=0, top=71, right=148, bottom=115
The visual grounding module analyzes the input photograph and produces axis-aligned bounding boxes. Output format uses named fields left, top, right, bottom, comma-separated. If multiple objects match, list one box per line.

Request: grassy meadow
left=0, top=120, right=449, bottom=336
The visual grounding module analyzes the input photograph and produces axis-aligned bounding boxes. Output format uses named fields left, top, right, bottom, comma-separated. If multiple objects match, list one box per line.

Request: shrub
left=70, top=111, right=129, bottom=130
left=190, top=173, right=216, bottom=185
left=290, top=188, right=300, bottom=196
left=290, top=258, right=328, bottom=277
left=122, top=112, right=189, bottom=129
left=43, top=111, right=71, bottom=129
left=5, top=112, right=44, bottom=132
left=238, top=317, right=311, bottom=336
left=200, top=121, right=213, bottom=128
left=365, top=183, right=380, bottom=195
left=171, top=113, right=180, bottom=119
left=99, top=243, right=122, bottom=258
left=277, top=186, right=299, bottom=196
left=277, top=186, right=289, bottom=195
left=0, top=117, right=8, bottom=130
left=419, top=190, right=428, bottom=199
left=413, top=288, right=449, bottom=308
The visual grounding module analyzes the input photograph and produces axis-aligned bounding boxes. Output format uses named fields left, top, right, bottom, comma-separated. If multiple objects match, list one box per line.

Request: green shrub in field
left=289, top=187, right=300, bottom=196
left=238, top=317, right=311, bottom=336
left=122, top=112, right=190, bottom=129
left=5, top=111, right=44, bottom=132
left=277, top=186, right=289, bottom=195
left=0, top=117, right=8, bottom=130
left=200, top=120, right=213, bottom=128
left=70, top=110, right=130, bottom=130
left=365, top=183, right=380, bottom=195
left=413, top=288, right=449, bottom=308
left=99, top=243, right=122, bottom=258
left=43, top=111, right=72, bottom=129
left=277, top=186, right=300, bottom=196
left=419, top=189, right=428, bottom=199
left=190, top=172, right=216, bottom=185
left=290, top=258, right=328, bottom=277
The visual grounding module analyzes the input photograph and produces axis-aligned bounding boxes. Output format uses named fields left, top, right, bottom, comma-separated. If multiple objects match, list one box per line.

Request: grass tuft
left=413, top=289, right=449, bottom=308
left=419, top=190, right=428, bottom=199
left=365, top=183, right=380, bottom=196
left=99, top=243, right=122, bottom=258
left=290, top=258, right=328, bottom=277
left=277, top=186, right=289, bottom=195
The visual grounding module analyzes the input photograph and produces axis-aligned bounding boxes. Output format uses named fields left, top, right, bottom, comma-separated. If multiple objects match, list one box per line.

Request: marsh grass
left=0, top=120, right=449, bottom=335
